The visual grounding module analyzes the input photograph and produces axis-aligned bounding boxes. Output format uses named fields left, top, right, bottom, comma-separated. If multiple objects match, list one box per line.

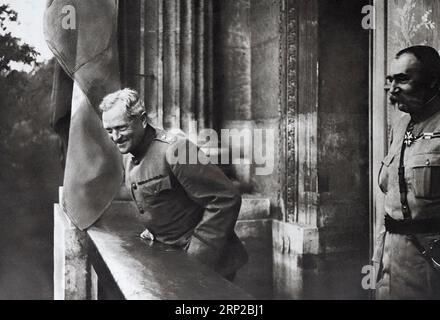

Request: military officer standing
left=374, top=46, right=440, bottom=299
left=100, top=88, right=248, bottom=281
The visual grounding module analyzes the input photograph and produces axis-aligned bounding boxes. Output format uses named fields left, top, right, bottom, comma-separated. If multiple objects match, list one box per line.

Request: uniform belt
left=385, top=214, right=440, bottom=235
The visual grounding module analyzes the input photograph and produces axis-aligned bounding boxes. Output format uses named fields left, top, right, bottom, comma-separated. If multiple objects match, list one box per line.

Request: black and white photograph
left=0, top=0, right=440, bottom=304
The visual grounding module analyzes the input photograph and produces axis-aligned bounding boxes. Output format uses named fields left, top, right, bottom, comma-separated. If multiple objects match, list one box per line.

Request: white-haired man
left=100, top=88, right=248, bottom=280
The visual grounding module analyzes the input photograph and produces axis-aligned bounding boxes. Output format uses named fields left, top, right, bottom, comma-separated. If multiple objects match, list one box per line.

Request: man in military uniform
left=374, top=46, right=440, bottom=299
left=100, top=88, right=248, bottom=281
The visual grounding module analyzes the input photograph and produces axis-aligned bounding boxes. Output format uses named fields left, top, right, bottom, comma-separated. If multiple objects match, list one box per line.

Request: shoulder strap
left=397, top=121, right=431, bottom=258
left=398, top=121, right=413, bottom=220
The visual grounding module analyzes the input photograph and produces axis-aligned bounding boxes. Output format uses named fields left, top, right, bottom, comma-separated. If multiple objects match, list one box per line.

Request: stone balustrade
left=54, top=189, right=263, bottom=300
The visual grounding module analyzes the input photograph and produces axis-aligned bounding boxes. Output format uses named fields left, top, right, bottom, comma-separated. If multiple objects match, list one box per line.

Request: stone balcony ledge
left=54, top=196, right=254, bottom=300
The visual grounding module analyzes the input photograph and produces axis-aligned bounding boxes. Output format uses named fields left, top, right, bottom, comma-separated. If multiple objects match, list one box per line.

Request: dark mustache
left=389, top=95, right=399, bottom=104
left=115, top=138, right=127, bottom=144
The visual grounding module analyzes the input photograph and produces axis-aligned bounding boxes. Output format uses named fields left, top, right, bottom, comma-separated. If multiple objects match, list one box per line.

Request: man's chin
left=396, top=102, right=425, bottom=114
left=397, top=103, right=410, bottom=113
left=117, top=145, right=131, bottom=154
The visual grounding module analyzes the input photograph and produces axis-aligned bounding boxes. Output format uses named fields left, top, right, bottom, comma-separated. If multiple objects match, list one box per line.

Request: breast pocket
left=140, top=175, right=173, bottom=198
left=378, top=153, right=395, bottom=194
left=408, top=154, right=440, bottom=199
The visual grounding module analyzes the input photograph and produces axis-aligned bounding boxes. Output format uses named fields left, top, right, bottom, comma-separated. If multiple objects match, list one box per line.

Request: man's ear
left=141, top=112, right=148, bottom=128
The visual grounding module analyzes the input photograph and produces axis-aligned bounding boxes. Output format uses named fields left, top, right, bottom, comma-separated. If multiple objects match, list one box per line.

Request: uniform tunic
left=374, top=108, right=440, bottom=299
left=123, top=127, right=248, bottom=277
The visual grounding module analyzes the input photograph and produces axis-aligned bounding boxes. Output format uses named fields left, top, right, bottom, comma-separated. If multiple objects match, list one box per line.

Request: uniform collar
left=411, top=93, right=440, bottom=124
left=130, top=125, right=157, bottom=164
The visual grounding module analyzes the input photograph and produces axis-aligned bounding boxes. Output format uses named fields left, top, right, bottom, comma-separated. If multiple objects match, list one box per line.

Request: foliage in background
left=0, top=4, right=39, bottom=73
left=0, top=4, right=61, bottom=299
left=0, top=3, right=60, bottom=193
left=0, top=59, right=61, bottom=190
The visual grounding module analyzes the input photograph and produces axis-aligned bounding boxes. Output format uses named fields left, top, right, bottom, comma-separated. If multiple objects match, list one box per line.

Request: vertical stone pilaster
left=54, top=189, right=90, bottom=300
left=145, top=0, right=161, bottom=127
left=119, top=0, right=141, bottom=90
left=180, top=0, right=195, bottom=134
left=285, top=0, right=298, bottom=224
left=163, top=0, right=179, bottom=129
left=216, top=0, right=253, bottom=185
left=296, top=0, right=319, bottom=228
left=218, top=0, right=252, bottom=122
left=139, top=0, right=146, bottom=100
left=371, top=0, right=387, bottom=255
left=204, top=0, right=214, bottom=130
left=157, top=0, right=164, bottom=127
left=195, top=0, right=205, bottom=132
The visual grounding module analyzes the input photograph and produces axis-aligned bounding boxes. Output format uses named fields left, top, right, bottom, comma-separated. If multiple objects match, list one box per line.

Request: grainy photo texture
left=1, top=0, right=440, bottom=302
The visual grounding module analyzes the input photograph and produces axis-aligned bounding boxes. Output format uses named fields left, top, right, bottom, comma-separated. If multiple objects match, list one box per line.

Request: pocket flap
left=407, top=153, right=440, bottom=168
left=140, top=175, right=172, bottom=195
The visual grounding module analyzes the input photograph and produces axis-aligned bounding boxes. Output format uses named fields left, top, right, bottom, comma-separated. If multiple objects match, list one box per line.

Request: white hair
left=99, top=88, right=145, bottom=119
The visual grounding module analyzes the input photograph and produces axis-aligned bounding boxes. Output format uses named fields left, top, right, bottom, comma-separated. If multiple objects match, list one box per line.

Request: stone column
left=145, top=0, right=162, bottom=127
left=215, top=0, right=253, bottom=185
left=216, top=0, right=252, bottom=122
left=194, top=0, right=205, bottom=132
left=119, top=0, right=141, bottom=91
left=162, top=0, right=180, bottom=129
left=54, top=188, right=91, bottom=300
left=296, top=0, right=319, bottom=227
left=204, top=0, right=214, bottom=130
left=125, top=0, right=213, bottom=133
left=180, top=0, right=195, bottom=134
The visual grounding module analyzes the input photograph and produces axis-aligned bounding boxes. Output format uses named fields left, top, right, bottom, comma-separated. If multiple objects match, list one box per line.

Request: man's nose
left=110, top=130, right=121, bottom=142
left=389, top=81, right=401, bottom=95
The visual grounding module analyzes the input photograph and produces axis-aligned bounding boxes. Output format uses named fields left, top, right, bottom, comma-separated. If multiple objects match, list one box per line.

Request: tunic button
left=132, top=158, right=140, bottom=165
left=132, top=183, right=137, bottom=190
left=138, top=206, right=144, bottom=214
left=426, top=159, right=430, bottom=166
